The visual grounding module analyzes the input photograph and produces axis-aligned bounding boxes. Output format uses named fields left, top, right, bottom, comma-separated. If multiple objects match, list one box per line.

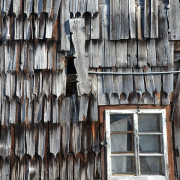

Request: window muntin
left=106, top=109, right=169, bottom=180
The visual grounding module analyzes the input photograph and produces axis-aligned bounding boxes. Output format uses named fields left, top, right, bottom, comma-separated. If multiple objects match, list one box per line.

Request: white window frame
left=105, top=109, right=169, bottom=180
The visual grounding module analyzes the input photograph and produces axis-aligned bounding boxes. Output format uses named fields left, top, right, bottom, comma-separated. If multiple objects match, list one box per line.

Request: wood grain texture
left=0, top=0, right=176, bottom=178
left=60, top=0, right=70, bottom=51
left=150, top=0, right=158, bottom=38
left=69, top=18, right=91, bottom=95
left=168, top=0, right=180, bottom=40
left=157, top=4, right=171, bottom=66
left=133, top=67, right=145, bottom=97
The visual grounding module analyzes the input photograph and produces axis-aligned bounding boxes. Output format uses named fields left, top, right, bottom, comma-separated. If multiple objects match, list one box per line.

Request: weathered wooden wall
left=0, top=0, right=179, bottom=179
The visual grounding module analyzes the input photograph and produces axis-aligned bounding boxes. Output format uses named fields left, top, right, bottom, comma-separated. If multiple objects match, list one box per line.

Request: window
left=105, top=109, right=169, bottom=180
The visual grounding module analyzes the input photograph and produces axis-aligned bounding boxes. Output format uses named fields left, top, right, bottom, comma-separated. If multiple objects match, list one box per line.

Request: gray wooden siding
left=0, top=0, right=178, bottom=179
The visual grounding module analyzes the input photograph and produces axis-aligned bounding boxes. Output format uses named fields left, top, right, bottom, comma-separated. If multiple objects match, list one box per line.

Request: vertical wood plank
left=110, top=0, right=120, bottom=40
left=133, top=67, right=145, bottom=97
left=79, top=95, right=89, bottom=121
left=157, top=4, right=170, bottom=66
left=91, top=13, right=99, bottom=39
left=137, top=5, right=147, bottom=67
left=147, top=39, right=156, bottom=66
left=120, top=0, right=129, bottom=39
left=129, top=0, right=136, bottom=38
left=60, top=0, right=70, bottom=51
left=69, top=18, right=91, bottom=95
left=144, top=66, right=155, bottom=97
left=144, top=0, right=150, bottom=38
left=127, top=39, right=137, bottom=67
left=116, top=40, right=127, bottom=67
left=150, top=0, right=158, bottom=38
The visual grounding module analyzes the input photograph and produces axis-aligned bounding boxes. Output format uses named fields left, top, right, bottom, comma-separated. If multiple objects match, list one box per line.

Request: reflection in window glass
left=111, top=134, right=134, bottom=153
left=110, top=114, right=133, bottom=132
left=111, top=156, right=135, bottom=175
left=107, top=110, right=167, bottom=178
left=140, top=156, right=164, bottom=175
left=138, top=114, right=161, bottom=132
left=139, top=135, right=162, bottom=153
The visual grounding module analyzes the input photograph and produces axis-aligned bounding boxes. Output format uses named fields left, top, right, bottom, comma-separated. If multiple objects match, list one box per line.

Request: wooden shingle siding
left=168, top=0, right=180, bottom=40
left=0, top=0, right=178, bottom=179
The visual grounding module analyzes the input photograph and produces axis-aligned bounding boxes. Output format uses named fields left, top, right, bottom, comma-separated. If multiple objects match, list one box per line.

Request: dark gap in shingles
left=32, top=0, right=35, bottom=14
left=75, top=12, right=81, bottom=18
left=67, top=57, right=76, bottom=75
left=41, top=97, right=45, bottom=123
left=8, top=0, right=13, bottom=17
left=66, top=58, right=77, bottom=96
left=70, top=12, right=73, bottom=18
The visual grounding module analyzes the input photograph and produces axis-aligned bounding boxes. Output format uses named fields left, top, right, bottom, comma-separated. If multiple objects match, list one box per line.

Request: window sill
left=110, top=175, right=167, bottom=180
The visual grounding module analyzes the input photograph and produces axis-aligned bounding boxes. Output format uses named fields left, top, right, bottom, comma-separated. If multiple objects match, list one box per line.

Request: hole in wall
left=67, top=57, right=77, bottom=74
left=66, top=57, right=77, bottom=96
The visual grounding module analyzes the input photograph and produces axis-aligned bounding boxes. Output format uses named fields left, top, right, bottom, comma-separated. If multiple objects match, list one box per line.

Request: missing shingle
left=66, top=57, right=77, bottom=96
left=67, top=57, right=76, bottom=74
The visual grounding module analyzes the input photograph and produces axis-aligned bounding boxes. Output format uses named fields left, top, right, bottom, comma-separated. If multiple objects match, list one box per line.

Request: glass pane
left=140, top=156, right=164, bottom=175
left=111, top=134, right=134, bottom=153
left=111, top=156, right=135, bottom=175
left=139, top=135, right=162, bottom=152
left=138, top=114, right=161, bottom=132
left=110, top=114, right=133, bottom=132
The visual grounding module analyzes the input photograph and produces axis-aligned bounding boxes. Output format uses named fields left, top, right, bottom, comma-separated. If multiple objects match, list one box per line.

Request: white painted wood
left=134, top=113, right=140, bottom=175
left=111, top=176, right=166, bottom=180
left=161, top=109, right=169, bottom=180
left=139, top=153, right=164, bottom=156
left=106, top=109, right=169, bottom=180
left=138, top=132, right=163, bottom=135
left=106, top=110, right=112, bottom=180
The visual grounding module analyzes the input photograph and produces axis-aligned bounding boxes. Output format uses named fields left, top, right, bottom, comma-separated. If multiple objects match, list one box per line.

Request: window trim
left=105, top=109, right=169, bottom=180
